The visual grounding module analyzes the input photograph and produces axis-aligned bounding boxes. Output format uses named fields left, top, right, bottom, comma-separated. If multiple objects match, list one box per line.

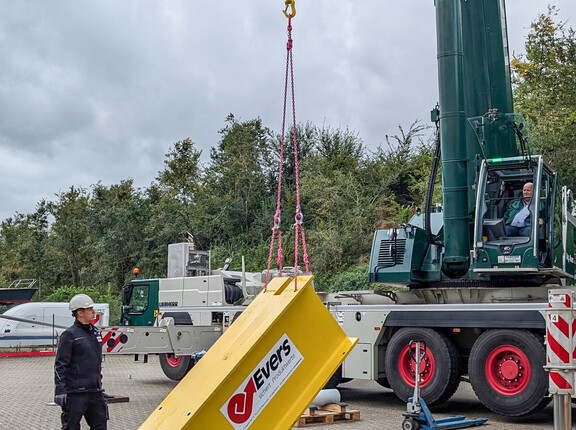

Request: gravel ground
left=0, top=354, right=570, bottom=429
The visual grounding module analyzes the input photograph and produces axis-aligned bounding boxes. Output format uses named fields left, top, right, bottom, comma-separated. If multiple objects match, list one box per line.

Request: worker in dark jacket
left=54, top=294, right=108, bottom=430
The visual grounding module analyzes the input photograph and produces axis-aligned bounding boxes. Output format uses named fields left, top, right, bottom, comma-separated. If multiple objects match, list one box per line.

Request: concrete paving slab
left=0, top=354, right=568, bottom=429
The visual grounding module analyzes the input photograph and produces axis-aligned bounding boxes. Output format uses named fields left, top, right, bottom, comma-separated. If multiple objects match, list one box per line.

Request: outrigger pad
left=139, top=276, right=358, bottom=430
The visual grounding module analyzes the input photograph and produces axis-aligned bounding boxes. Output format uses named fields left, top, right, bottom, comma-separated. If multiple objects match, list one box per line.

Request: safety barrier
left=545, top=288, right=576, bottom=430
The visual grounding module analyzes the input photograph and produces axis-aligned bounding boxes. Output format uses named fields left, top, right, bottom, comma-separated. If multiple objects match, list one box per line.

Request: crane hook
left=283, top=0, right=296, bottom=18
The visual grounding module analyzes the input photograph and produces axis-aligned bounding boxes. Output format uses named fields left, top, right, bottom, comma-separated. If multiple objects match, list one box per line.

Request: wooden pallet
left=293, top=403, right=360, bottom=427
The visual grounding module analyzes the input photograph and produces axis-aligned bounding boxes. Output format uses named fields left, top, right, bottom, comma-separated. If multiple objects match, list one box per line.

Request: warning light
left=133, top=267, right=140, bottom=277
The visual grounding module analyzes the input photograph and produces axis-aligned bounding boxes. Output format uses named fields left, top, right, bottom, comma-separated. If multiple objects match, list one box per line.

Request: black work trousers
left=61, top=392, right=108, bottom=430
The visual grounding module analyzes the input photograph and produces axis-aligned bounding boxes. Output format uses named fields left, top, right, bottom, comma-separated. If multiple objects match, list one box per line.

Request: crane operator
left=503, top=182, right=543, bottom=237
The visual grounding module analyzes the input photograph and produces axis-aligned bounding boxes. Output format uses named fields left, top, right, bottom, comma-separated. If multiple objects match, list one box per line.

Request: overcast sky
left=0, top=1, right=575, bottom=222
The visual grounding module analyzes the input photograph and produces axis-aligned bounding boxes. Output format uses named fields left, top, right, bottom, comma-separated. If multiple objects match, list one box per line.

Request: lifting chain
left=265, top=0, right=309, bottom=292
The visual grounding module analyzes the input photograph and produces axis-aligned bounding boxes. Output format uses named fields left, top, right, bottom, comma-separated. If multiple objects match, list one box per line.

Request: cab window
left=128, top=284, right=149, bottom=314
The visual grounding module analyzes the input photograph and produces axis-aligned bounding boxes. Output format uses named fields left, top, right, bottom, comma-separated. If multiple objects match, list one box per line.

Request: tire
left=376, top=377, right=391, bottom=389
left=468, top=329, right=550, bottom=417
left=159, top=354, right=194, bottom=381
left=385, top=328, right=461, bottom=406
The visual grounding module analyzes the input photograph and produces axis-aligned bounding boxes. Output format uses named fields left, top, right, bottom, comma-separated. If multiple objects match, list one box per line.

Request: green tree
left=297, top=126, right=371, bottom=277
left=201, top=114, right=274, bottom=247
left=0, top=204, right=50, bottom=291
left=87, top=180, right=146, bottom=291
left=316, top=126, right=364, bottom=175
left=157, top=137, right=202, bottom=204
left=512, top=6, right=576, bottom=190
left=137, top=138, right=205, bottom=278
left=45, top=187, right=91, bottom=287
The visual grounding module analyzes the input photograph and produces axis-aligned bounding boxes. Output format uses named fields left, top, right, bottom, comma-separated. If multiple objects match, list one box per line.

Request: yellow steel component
left=283, top=0, right=296, bottom=18
left=139, top=276, right=357, bottom=430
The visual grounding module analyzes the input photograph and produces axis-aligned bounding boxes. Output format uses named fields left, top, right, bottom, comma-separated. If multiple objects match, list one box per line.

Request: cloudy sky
left=0, top=1, right=575, bottom=222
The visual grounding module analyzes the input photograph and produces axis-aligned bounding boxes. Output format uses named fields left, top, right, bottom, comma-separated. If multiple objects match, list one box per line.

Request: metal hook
left=283, top=0, right=296, bottom=18
left=294, top=211, right=303, bottom=225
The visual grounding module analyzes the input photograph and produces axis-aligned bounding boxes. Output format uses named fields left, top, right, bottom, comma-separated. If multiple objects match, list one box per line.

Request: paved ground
left=0, top=354, right=571, bottom=429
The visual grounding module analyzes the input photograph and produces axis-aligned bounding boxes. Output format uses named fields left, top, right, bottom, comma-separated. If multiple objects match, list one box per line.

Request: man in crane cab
left=503, top=182, right=543, bottom=237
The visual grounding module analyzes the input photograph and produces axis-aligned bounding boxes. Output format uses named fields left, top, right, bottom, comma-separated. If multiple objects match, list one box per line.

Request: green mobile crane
left=339, top=0, right=576, bottom=418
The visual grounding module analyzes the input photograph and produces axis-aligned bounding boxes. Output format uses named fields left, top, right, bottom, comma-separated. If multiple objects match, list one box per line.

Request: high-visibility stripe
left=553, top=315, right=570, bottom=338
left=101, top=327, right=118, bottom=345
left=547, top=328, right=570, bottom=363
left=107, top=335, right=124, bottom=353
left=550, top=371, right=573, bottom=390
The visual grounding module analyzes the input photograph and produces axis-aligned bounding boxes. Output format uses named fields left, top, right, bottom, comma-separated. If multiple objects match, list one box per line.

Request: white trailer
left=0, top=302, right=109, bottom=348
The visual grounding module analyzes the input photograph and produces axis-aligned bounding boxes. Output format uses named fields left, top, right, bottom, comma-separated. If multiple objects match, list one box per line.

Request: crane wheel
left=159, top=353, right=194, bottom=381
left=468, top=329, right=550, bottom=416
left=385, top=327, right=461, bottom=406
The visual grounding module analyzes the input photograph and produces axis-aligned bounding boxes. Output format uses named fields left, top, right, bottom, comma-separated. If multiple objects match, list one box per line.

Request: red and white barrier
left=547, top=290, right=576, bottom=394
left=546, top=289, right=575, bottom=430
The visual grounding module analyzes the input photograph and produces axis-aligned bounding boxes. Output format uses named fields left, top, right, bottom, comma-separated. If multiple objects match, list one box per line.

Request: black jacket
left=54, top=319, right=103, bottom=395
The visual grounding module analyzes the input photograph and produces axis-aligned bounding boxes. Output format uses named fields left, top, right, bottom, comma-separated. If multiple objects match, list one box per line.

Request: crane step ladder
left=402, top=341, right=487, bottom=430
left=139, top=276, right=358, bottom=430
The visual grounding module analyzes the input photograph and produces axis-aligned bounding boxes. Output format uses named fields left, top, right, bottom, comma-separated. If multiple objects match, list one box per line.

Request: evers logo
left=221, top=334, right=303, bottom=430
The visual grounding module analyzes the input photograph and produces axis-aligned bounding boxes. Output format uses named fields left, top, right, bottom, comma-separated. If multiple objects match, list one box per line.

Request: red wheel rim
left=398, top=345, right=436, bottom=388
left=165, top=354, right=183, bottom=368
left=484, top=345, right=531, bottom=395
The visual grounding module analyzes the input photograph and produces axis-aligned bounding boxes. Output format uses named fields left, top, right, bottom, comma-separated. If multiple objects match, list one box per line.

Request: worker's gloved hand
left=54, top=394, right=67, bottom=407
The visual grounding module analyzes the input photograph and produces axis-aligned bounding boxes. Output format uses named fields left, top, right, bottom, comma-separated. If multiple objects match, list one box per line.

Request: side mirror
left=121, top=286, right=133, bottom=306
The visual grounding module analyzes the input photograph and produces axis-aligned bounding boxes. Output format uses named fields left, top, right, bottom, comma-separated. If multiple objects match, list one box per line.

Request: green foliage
left=201, top=114, right=274, bottom=247
left=0, top=205, right=49, bottom=289
left=378, top=120, right=434, bottom=206
left=512, top=6, right=576, bottom=191
left=157, top=138, right=202, bottom=203
left=45, top=186, right=91, bottom=288
left=41, top=284, right=122, bottom=325
left=88, top=180, right=148, bottom=293
left=42, top=285, right=101, bottom=303
left=210, top=242, right=271, bottom=273
left=314, top=265, right=370, bottom=292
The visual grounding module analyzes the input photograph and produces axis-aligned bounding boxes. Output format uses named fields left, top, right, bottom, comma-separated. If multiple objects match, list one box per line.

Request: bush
left=42, top=285, right=122, bottom=325
left=210, top=242, right=271, bottom=272
left=314, top=265, right=371, bottom=292
left=42, top=285, right=100, bottom=303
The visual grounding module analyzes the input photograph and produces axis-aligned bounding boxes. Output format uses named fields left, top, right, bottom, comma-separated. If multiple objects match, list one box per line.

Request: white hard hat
left=69, top=294, right=95, bottom=311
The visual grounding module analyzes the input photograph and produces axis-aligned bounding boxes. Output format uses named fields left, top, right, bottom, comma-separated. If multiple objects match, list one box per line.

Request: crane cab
left=467, top=112, right=576, bottom=285
left=472, top=155, right=576, bottom=285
